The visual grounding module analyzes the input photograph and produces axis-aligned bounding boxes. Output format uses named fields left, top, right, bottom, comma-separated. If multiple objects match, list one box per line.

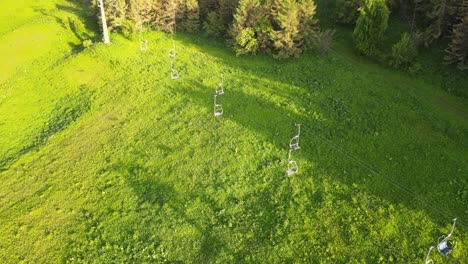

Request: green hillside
left=0, top=0, right=466, bottom=263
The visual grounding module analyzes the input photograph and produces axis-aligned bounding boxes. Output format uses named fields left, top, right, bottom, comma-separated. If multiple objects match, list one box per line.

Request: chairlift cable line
left=313, top=132, right=466, bottom=231
left=206, top=79, right=465, bottom=225
left=308, top=136, right=461, bottom=261
left=267, top=93, right=465, bottom=229
left=241, top=90, right=466, bottom=230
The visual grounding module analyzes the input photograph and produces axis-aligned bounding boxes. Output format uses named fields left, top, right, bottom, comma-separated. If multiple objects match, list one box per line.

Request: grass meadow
left=0, top=0, right=467, bottom=262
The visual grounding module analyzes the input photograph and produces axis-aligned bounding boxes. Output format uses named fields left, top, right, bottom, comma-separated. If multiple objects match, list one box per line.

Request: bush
left=389, top=33, right=417, bottom=68
left=121, top=20, right=137, bottom=40
left=68, top=17, right=87, bottom=40
left=353, top=0, right=389, bottom=57
left=408, top=62, right=422, bottom=75
left=203, top=11, right=226, bottom=38
left=234, top=27, right=259, bottom=56
left=82, top=39, right=93, bottom=49
left=313, top=29, right=336, bottom=56
left=231, top=0, right=265, bottom=56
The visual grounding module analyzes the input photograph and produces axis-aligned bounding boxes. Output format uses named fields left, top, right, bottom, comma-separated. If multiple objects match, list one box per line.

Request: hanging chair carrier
left=140, top=39, right=148, bottom=51
left=170, top=61, right=179, bottom=80
left=437, top=218, right=457, bottom=255
left=169, top=47, right=176, bottom=59
left=289, top=123, right=301, bottom=151
left=285, top=150, right=298, bottom=176
left=214, top=94, right=223, bottom=117
left=216, top=74, right=225, bottom=95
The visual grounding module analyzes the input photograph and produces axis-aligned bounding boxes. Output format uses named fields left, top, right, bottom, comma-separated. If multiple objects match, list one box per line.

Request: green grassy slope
left=0, top=1, right=467, bottom=263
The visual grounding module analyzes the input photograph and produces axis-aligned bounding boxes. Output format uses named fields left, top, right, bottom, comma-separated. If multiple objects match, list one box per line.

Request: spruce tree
left=271, top=0, right=301, bottom=58
left=445, top=0, right=468, bottom=69
left=333, top=0, right=365, bottom=25
left=298, top=0, right=318, bottom=50
left=203, top=11, right=226, bottom=37
left=353, top=0, right=390, bottom=56
left=203, top=0, right=238, bottom=38
left=231, top=0, right=266, bottom=56
left=166, top=0, right=177, bottom=33
left=199, top=0, right=217, bottom=21
left=415, top=0, right=461, bottom=45
left=184, top=0, right=200, bottom=32
left=218, top=0, right=239, bottom=26
left=269, top=0, right=318, bottom=58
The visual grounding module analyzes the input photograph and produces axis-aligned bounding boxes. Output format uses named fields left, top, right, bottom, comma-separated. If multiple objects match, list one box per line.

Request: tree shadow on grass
left=167, top=45, right=467, bottom=228
left=110, top=153, right=233, bottom=261
left=57, top=0, right=99, bottom=31
left=32, top=7, right=67, bottom=28
left=172, top=79, right=312, bottom=149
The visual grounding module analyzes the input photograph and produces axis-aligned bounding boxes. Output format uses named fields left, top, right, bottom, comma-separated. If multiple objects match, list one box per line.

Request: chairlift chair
left=289, top=123, right=301, bottom=151
left=285, top=150, right=298, bottom=176
left=437, top=218, right=457, bottom=255
left=140, top=39, right=148, bottom=51
left=214, top=95, right=223, bottom=117
left=169, top=48, right=176, bottom=58
left=170, top=61, right=179, bottom=80
left=171, top=68, right=179, bottom=80
left=137, top=23, right=143, bottom=32
left=216, top=74, right=224, bottom=95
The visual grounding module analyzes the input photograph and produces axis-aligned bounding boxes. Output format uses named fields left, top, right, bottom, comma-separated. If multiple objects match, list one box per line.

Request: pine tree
left=333, top=0, right=365, bottom=25
left=203, top=11, right=226, bottom=37
left=298, top=0, right=318, bottom=50
left=389, top=32, right=417, bottom=68
left=165, top=0, right=177, bottom=33
left=445, top=0, right=468, bottom=69
left=269, top=0, right=318, bottom=58
left=138, top=0, right=154, bottom=26
left=199, top=0, right=217, bottom=21
left=353, top=0, right=390, bottom=56
left=149, top=0, right=167, bottom=31
left=231, top=0, right=267, bottom=56
left=184, top=0, right=200, bottom=32
left=202, top=0, right=238, bottom=38
left=102, top=0, right=127, bottom=30
left=271, top=0, right=301, bottom=58
left=218, top=0, right=239, bottom=26
left=415, top=0, right=461, bottom=45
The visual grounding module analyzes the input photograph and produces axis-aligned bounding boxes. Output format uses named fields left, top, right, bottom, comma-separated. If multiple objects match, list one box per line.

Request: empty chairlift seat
left=214, top=95, right=223, bottom=117
left=286, top=160, right=298, bottom=176
left=285, top=149, right=298, bottom=176
left=140, top=39, right=148, bottom=51
left=169, top=48, right=176, bottom=59
left=289, top=124, right=301, bottom=151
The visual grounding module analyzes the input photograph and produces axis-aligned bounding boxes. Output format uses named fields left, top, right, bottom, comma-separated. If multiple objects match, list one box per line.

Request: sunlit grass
left=0, top=1, right=467, bottom=263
